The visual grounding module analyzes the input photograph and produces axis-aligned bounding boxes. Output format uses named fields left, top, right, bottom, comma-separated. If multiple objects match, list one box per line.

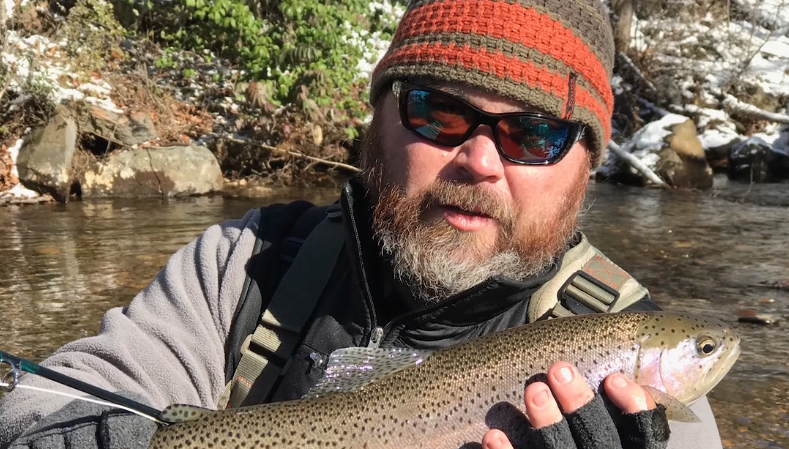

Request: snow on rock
left=8, top=137, right=24, bottom=179
left=699, top=126, right=741, bottom=151
left=625, top=113, right=691, bottom=167
left=1, top=137, right=41, bottom=200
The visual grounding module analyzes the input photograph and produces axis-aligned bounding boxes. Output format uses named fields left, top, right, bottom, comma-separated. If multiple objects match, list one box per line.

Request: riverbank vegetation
left=1, top=0, right=788, bottom=203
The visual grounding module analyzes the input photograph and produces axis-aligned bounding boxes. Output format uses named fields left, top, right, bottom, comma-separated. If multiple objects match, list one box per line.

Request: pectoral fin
left=642, top=386, right=701, bottom=423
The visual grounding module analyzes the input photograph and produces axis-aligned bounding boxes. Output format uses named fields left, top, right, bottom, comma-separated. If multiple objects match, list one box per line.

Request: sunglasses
left=392, top=80, right=586, bottom=165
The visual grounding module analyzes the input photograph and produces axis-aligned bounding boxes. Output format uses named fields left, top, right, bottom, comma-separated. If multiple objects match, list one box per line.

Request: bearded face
left=360, top=85, right=592, bottom=304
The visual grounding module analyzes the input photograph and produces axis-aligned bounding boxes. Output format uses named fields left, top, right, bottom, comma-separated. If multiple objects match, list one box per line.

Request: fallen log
left=721, top=93, right=789, bottom=125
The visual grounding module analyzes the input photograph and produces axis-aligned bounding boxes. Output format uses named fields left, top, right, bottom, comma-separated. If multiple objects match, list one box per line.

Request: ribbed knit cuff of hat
left=370, top=0, right=616, bottom=167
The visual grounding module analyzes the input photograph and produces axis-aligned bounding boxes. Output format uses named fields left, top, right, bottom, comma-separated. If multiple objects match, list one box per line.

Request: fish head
left=634, top=313, right=740, bottom=405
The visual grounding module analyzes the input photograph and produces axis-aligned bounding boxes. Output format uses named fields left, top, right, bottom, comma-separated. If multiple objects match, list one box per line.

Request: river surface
left=1, top=180, right=788, bottom=448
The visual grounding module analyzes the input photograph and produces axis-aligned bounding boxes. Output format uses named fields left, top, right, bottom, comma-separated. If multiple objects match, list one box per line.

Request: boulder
left=699, top=126, right=741, bottom=172
left=729, top=136, right=789, bottom=182
left=81, top=105, right=157, bottom=147
left=658, top=118, right=714, bottom=189
left=79, top=145, right=223, bottom=198
left=16, top=110, right=78, bottom=202
left=598, top=114, right=714, bottom=189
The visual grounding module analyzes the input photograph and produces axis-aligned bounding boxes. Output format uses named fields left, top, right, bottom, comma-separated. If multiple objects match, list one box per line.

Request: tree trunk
left=610, top=0, right=634, bottom=53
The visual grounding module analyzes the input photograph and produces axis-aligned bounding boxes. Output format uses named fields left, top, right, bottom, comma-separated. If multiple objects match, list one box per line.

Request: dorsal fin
left=159, top=404, right=214, bottom=424
left=641, top=386, right=701, bottom=423
left=304, top=347, right=433, bottom=399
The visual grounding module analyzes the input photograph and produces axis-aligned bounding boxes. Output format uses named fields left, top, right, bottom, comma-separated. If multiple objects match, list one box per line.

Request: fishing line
left=0, top=381, right=165, bottom=424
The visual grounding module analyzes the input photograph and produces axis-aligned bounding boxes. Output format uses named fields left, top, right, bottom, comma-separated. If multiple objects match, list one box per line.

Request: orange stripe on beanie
left=370, top=0, right=615, bottom=166
left=379, top=42, right=612, bottom=141
left=392, top=1, right=613, bottom=115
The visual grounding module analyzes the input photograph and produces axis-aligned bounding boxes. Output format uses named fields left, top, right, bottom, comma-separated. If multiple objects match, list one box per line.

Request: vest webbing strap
left=528, top=233, right=650, bottom=322
left=217, top=208, right=345, bottom=409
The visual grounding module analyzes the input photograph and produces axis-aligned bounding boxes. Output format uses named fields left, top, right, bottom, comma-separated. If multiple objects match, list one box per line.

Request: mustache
left=419, top=180, right=512, bottom=224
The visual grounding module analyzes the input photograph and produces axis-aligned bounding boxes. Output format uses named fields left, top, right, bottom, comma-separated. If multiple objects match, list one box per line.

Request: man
left=0, top=0, right=724, bottom=448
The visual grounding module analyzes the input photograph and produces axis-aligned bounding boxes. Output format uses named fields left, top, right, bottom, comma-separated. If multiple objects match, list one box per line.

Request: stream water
left=1, top=180, right=787, bottom=448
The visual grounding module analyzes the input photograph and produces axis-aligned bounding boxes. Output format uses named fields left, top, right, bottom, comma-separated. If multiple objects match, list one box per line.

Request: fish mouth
left=703, top=344, right=741, bottom=389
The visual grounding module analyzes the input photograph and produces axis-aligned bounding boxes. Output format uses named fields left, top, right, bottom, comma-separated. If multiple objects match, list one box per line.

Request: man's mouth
left=441, top=204, right=490, bottom=218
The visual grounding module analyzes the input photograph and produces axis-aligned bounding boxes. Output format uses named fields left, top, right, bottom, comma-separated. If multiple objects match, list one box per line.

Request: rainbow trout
left=149, top=312, right=740, bottom=449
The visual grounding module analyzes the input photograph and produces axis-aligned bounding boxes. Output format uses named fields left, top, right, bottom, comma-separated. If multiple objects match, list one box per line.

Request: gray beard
left=369, top=179, right=580, bottom=305
left=376, top=225, right=535, bottom=304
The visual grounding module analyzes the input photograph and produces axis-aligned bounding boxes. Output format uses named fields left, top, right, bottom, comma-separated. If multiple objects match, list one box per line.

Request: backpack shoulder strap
left=528, top=233, right=651, bottom=322
left=217, top=203, right=345, bottom=409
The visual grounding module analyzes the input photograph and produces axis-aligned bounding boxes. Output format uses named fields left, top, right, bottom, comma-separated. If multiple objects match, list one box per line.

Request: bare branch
left=607, top=141, right=670, bottom=188
left=226, top=137, right=361, bottom=173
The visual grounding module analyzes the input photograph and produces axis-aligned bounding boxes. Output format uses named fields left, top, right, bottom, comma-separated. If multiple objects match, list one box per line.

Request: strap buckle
left=553, top=270, right=622, bottom=317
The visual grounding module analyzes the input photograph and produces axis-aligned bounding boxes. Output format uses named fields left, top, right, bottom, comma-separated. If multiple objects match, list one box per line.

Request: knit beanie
left=369, top=0, right=615, bottom=166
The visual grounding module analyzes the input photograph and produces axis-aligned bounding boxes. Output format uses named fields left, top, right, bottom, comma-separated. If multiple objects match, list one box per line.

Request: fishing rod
left=0, top=349, right=164, bottom=423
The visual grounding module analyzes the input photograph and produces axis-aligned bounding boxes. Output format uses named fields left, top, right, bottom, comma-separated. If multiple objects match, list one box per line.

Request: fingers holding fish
left=603, top=373, right=656, bottom=414
left=545, top=362, right=595, bottom=414
left=481, top=362, right=662, bottom=449
left=481, top=429, right=513, bottom=449
left=524, top=381, right=563, bottom=428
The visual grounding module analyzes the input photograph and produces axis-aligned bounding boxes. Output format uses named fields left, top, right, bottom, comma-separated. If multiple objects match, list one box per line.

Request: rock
left=16, top=110, right=78, bottom=202
left=223, top=185, right=276, bottom=199
left=737, top=314, right=782, bottom=325
left=701, top=127, right=742, bottom=172
left=81, top=105, right=158, bottom=147
left=598, top=114, right=714, bottom=189
left=729, top=137, right=771, bottom=182
left=736, top=308, right=782, bottom=325
left=79, top=145, right=223, bottom=198
left=312, top=125, right=323, bottom=146
left=727, top=136, right=789, bottom=182
left=770, top=147, right=789, bottom=180
left=222, top=178, right=276, bottom=199
left=657, top=119, right=714, bottom=189
left=669, top=119, right=706, bottom=159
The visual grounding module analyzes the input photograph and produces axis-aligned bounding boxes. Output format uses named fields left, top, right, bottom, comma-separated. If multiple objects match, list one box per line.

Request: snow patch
left=8, top=137, right=25, bottom=178
left=2, top=137, right=41, bottom=200
left=627, top=114, right=689, bottom=154
left=2, top=182, right=39, bottom=199
left=699, top=126, right=741, bottom=150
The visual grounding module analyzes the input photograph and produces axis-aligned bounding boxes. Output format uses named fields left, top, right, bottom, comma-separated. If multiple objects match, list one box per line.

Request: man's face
left=361, top=82, right=592, bottom=304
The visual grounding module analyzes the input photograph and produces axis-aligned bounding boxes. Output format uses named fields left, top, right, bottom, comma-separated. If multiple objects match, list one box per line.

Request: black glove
left=534, top=394, right=670, bottom=449
left=5, top=393, right=159, bottom=449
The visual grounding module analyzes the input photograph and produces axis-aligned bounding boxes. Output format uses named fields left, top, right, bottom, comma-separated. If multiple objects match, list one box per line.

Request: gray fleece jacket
left=0, top=205, right=724, bottom=449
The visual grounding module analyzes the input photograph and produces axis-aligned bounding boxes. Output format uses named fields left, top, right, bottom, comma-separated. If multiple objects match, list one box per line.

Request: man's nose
left=451, top=125, right=505, bottom=183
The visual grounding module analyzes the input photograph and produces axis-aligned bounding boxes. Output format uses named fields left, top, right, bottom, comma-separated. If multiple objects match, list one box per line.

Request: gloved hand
left=6, top=392, right=159, bottom=449
left=481, top=362, right=670, bottom=449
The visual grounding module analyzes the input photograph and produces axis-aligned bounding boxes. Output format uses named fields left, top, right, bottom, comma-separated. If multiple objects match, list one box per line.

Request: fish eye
left=696, top=336, right=717, bottom=357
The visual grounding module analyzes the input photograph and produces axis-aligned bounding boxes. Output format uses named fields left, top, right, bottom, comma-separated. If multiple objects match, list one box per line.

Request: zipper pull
left=366, top=327, right=384, bottom=348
